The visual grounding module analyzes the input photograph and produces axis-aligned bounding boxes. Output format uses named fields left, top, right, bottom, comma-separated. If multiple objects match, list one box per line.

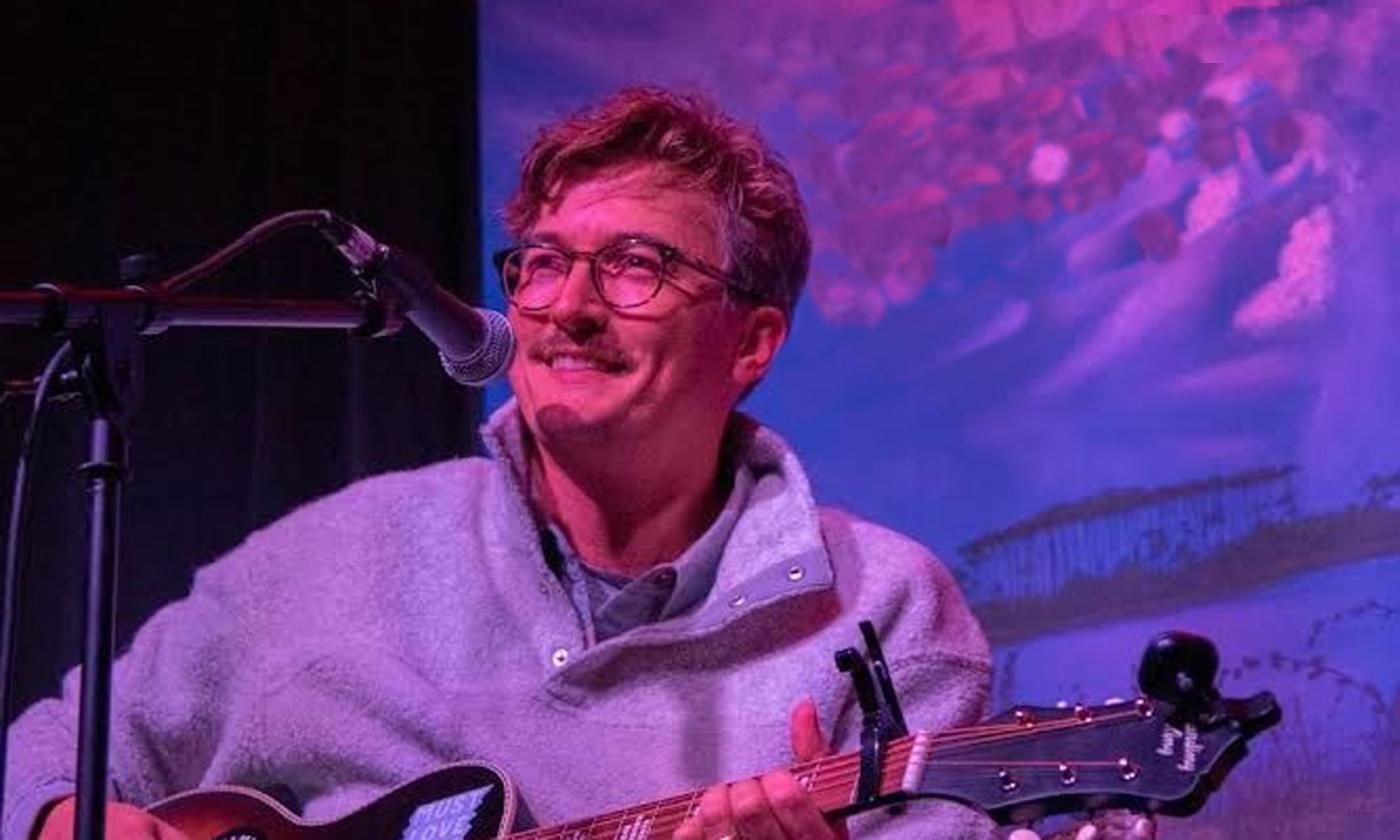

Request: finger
left=154, top=820, right=195, bottom=840
left=1023, top=822, right=1098, bottom=840
left=674, top=811, right=705, bottom=840
left=789, top=696, right=831, bottom=762
left=1088, top=810, right=1153, bottom=840
left=760, top=770, right=835, bottom=840
left=35, top=798, right=73, bottom=840
left=695, top=783, right=735, bottom=840
left=730, top=777, right=788, bottom=840
left=1020, top=827, right=1096, bottom=840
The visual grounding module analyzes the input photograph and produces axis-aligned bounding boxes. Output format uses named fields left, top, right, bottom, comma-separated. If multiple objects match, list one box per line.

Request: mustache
left=527, top=334, right=633, bottom=370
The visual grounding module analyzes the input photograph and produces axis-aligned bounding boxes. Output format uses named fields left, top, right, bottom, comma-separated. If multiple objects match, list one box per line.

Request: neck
left=505, top=732, right=927, bottom=840
left=527, top=423, right=732, bottom=577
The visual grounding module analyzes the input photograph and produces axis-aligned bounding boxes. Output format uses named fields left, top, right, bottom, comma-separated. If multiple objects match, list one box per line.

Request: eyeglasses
left=494, top=235, right=756, bottom=311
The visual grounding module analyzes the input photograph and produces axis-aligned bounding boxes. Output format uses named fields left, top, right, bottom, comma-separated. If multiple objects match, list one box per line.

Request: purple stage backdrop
left=479, top=2, right=1400, bottom=836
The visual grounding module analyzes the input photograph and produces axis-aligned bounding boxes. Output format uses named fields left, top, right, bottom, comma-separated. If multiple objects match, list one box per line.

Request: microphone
left=318, top=214, right=514, bottom=386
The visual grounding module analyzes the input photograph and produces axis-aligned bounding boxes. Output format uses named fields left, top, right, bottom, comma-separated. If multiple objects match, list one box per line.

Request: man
left=7, top=88, right=1145, bottom=840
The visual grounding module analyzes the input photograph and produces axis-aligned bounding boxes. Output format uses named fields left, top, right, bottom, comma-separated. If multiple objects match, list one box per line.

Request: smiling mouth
left=539, top=352, right=629, bottom=373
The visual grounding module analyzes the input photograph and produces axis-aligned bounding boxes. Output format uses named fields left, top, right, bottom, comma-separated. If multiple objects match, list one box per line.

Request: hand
left=675, top=697, right=847, bottom=840
left=1008, top=810, right=1156, bottom=840
left=35, top=797, right=191, bottom=840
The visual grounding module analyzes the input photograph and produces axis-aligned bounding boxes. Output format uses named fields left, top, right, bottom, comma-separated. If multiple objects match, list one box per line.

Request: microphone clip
left=317, top=215, right=406, bottom=339
left=347, top=282, right=405, bottom=339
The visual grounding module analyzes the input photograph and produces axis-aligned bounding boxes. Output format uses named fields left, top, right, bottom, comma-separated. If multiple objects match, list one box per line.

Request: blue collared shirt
left=541, top=464, right=754, bottom=644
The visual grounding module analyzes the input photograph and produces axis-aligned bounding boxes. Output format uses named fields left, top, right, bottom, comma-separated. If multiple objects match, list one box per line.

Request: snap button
left=787, top=565, right=805, bottom=582
left=729, top=594, right=746, bottom=608
left=551, top=647, right=569, bottom=667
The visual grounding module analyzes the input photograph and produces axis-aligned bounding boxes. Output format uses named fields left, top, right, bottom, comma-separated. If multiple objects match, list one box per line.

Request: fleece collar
left=479, top=399, right=835, bottom=638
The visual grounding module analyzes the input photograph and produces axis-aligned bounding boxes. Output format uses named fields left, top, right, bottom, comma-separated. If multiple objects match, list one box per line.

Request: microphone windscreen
left=438, top=308, right=514, bottom=387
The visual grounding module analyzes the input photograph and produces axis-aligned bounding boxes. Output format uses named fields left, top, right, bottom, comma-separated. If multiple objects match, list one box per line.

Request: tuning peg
left=1137, top=631, right=1220, bottom=706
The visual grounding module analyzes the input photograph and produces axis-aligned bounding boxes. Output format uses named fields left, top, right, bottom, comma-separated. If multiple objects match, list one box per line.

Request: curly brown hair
left=503, top=87, right=810, bottom=320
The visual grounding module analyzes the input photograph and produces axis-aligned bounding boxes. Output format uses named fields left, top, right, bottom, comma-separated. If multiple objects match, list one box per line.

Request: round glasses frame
left=493, top=235, right=757, bottom=312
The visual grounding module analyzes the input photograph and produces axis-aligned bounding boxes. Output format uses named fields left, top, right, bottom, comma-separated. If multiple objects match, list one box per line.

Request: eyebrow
left=524, top=230, right=567, bottom=247
left=521, top=230, right=680, bottom=251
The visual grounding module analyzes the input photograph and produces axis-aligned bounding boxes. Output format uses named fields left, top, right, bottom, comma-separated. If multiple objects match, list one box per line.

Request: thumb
left=789, top=696, right=832, bottom=762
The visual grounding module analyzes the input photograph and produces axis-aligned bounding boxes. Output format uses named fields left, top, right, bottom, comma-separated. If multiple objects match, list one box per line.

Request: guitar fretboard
left=502, top=703, right=1170, bottom=840
left=505, top=733, right=928, bottom=840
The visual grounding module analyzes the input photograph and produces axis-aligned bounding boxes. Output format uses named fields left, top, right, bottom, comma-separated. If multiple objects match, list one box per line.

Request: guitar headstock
left=911, top=633, right=1281, bottom=825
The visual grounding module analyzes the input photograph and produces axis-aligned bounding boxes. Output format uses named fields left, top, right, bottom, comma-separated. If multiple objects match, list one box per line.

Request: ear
left=732, top=305, right=788, bottom=389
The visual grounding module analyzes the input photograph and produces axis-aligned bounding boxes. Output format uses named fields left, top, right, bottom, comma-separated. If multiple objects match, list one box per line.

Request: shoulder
left=816, top=506, right=952, bottom=589
left=195, top=455, right=509, bottom=593
left=300, top=455, right=499, bottom=515
left=818, top=507, right=930, bottom=560
left=816, top=506, right=990, bottom=670
left=256, top=455, right=502, bottom=538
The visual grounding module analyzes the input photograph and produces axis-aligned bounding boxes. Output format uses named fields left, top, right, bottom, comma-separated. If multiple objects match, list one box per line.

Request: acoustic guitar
left=144, top=630, right=1280, bottom=840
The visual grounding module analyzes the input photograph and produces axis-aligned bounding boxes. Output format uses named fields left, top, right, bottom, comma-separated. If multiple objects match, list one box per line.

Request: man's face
left=506, top=163, right=775, bottom=455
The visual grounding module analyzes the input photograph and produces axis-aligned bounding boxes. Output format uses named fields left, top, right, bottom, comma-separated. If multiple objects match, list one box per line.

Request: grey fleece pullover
left=4, top=403, right=995, bottom=839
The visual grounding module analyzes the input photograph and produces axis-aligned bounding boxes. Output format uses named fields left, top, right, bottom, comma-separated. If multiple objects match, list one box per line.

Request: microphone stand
left=0, top=281, right=399, bottom=840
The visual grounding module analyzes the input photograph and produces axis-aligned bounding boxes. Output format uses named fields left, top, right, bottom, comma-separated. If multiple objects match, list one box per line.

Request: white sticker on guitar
left=614, top=813, right=654, bottom=840
left=401, top=785, right=492, bottom=840
left=1155, top=723, right=1205, bottom=772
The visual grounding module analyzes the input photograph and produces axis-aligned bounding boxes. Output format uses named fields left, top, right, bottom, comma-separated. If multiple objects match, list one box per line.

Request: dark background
left=1, top=1, right=483, bottom=719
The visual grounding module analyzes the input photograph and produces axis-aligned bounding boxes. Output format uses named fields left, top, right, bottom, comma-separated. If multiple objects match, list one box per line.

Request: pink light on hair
left=503, top=87, right=811, bottom=319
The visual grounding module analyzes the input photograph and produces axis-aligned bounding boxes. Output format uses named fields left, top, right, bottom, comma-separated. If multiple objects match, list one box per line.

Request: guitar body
left=148, top=761, right=515, bottom=840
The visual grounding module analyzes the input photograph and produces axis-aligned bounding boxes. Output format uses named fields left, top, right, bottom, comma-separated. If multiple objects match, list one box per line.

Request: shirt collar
left=653, top=460, right=754, bottom=620
left=544, top=459, right=754, bottom=638
left=481, top=398, right=836, bottom=628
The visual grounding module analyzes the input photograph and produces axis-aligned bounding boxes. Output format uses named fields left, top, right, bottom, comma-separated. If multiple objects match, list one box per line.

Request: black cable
left=0, top=208, right=344, bottom=829
left=0, top=341, right=74, bottom=830
left=157, top=209, right=335, bottom=295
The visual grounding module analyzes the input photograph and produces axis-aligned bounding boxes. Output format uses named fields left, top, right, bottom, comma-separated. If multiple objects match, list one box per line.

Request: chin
left=527, top=398, right=636, bottom=444
left=517, top=365, right=638, bottom=431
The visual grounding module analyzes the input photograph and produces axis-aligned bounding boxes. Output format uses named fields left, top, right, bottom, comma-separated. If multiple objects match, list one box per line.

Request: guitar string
left=506, top=734, right=935, bottom=839
left=505, top=740, right=908, bottom=840
left=592, top=745, right=1144, bottom=840
left=508, top=713, right=1144, bottom=840
left=927, top=710, right=1142, bottom=755
left=524, top=714, right=1141, bottom=840
left=506, top=710, right=1145, bottom=840
left=535, top=753, right=1089, bottom=840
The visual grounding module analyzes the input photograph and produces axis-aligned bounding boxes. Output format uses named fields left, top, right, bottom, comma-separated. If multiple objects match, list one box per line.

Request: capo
left=835, top=621, right=910, bottom=809
left=860, top=621, right=909, bottom=737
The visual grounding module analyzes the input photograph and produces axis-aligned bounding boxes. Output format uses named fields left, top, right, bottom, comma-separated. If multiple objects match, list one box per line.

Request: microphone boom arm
left=0, top=284, right=402, bottom=338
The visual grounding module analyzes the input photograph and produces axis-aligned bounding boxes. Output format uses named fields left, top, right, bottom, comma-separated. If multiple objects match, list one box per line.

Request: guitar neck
left=147, top=693, right=1278, bottom=839
left=506, top=734, right=924, bottom=840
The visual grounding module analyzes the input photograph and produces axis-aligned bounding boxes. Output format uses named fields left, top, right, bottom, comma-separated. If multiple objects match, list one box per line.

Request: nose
left=547, top=255, right=608, bottom=336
